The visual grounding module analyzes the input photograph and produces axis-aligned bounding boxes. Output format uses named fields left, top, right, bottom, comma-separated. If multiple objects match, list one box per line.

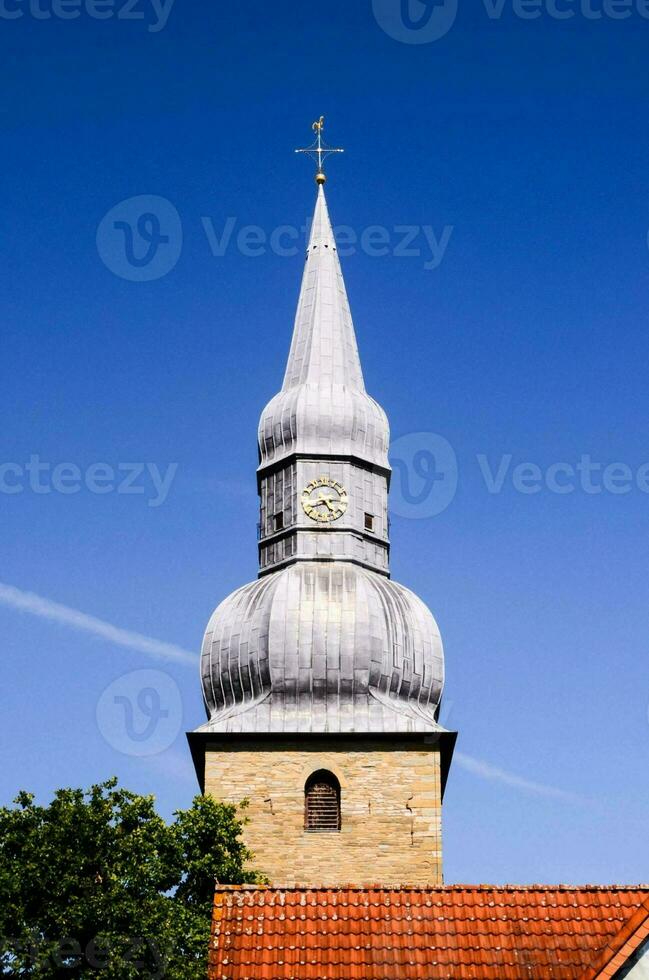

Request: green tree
left=0, top=779, right=262, bottom=979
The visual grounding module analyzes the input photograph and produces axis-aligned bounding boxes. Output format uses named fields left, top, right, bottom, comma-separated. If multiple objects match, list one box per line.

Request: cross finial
left=295, top=116, right=344, bottom=185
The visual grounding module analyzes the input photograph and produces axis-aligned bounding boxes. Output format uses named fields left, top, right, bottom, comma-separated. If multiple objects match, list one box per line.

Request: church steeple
left=192, top=125, right=453, bottom=887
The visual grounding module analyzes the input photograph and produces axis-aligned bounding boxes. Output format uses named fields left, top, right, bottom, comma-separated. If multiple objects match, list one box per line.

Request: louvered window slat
left=304, top=770, right=341, bottom=833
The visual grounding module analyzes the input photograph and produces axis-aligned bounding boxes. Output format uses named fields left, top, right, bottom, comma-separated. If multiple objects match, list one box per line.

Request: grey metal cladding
left=198, top=183, right=446, bottom=736
left=257, top=187, right=390, bottom=472
left=199, top=562, right=444, bottom=734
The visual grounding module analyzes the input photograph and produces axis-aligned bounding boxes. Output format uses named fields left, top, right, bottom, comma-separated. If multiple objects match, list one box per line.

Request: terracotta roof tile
left=580, top=894, right=649, bottom=980
left=209, top=885, right=649, bottom=980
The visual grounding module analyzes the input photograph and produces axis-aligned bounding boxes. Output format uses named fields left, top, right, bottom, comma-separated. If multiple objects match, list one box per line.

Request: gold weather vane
left=295, top=116, right=344, bottom=185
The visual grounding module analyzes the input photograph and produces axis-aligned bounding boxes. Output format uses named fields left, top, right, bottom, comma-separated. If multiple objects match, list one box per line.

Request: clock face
left=301, top=477, right=348, bottom=523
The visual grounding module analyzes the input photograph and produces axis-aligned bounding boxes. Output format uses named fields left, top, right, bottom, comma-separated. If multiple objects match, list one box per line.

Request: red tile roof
left=580, top=894, right=649, bottom=980
left=208, top=885, right=649, bottom=980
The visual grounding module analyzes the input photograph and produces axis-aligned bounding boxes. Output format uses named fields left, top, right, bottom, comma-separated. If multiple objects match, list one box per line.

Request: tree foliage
left=0, top=779, right=262, bottom=979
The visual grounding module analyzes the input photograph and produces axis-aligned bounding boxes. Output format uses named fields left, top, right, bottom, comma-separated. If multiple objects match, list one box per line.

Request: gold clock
left=301, top=477, right=348, bottom=523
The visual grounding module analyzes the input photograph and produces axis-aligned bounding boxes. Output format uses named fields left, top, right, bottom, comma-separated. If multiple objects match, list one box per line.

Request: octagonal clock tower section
left=256, top=185, right=392, bottom=578
left=188, top=164, right=455, bottom=888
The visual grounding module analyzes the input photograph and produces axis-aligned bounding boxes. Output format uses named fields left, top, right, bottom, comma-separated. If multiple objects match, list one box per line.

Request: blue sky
left=2, top=0, right=649, bottom=885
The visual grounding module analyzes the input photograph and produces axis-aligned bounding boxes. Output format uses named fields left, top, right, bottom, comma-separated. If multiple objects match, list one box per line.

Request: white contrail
left=455, top=751, right=582, bottom=802
left=0, top=582, right=585, bottom=802
left=0, top=582, right=195, bottom=667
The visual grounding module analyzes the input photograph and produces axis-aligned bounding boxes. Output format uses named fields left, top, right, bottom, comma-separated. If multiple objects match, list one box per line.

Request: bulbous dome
left=199, top=562, right=444, bottom=733
left=258, top=382, right=390, bottom=470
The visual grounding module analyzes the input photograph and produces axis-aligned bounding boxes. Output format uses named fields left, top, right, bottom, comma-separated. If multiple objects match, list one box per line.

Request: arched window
left=304, top=770, right=341, bottom=833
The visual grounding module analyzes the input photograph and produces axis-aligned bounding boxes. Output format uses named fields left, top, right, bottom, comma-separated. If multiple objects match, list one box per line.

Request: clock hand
left=314, top=492, right=337, bottom=512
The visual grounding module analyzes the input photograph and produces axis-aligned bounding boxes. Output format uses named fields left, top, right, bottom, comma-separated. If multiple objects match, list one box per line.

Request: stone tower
left=188, top=143, right=455, bottom=887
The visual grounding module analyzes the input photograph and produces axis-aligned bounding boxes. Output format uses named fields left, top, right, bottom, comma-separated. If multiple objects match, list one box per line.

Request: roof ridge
left=214, top=883, right=649, bottom=893
left=209, top=883, right=649, bottom=980
left=580, top=894, right=649, bottom=980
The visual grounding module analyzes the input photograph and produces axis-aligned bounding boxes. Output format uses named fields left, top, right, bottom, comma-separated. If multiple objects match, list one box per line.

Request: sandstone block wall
left=203, top=736, right=443, bottom=886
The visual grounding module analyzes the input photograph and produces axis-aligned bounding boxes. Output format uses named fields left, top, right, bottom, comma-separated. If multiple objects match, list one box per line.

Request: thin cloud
left=0, top=583, right=586, bottom=801
left=0, top=582, right=195, bottom=667
left=455, top=751, right=583, bottom=803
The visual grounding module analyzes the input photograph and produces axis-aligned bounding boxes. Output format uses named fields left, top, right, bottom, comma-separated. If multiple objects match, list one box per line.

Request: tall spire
left=258, top=120, right=389, bottom=482
left=282, top=183, right=365, bottom=391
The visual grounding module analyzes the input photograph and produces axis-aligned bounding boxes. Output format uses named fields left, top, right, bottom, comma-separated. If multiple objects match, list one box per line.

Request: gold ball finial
left=295, top=119, right=344, bottom=184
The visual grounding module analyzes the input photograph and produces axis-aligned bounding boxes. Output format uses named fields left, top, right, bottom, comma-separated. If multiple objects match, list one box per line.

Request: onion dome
left=199, top=562, right=444, bottom=733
